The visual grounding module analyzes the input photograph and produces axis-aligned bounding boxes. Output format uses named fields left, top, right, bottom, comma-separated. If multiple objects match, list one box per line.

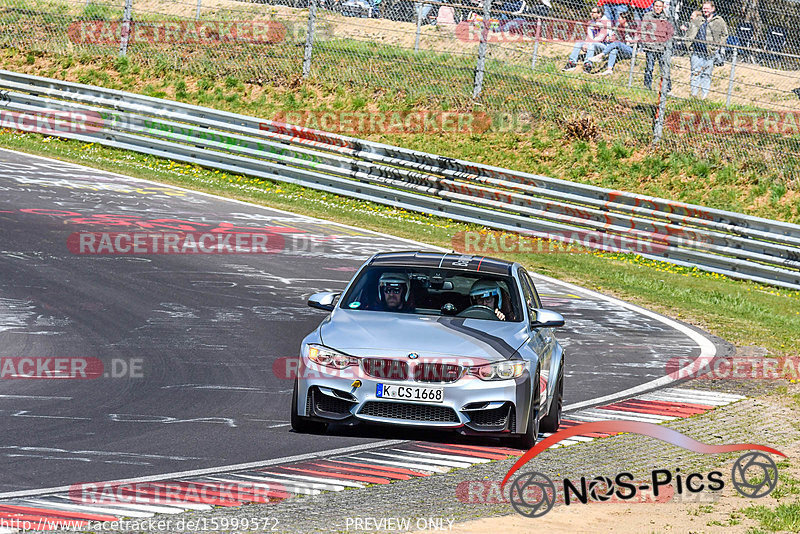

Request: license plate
left=376, top=383, right=444, bottom=403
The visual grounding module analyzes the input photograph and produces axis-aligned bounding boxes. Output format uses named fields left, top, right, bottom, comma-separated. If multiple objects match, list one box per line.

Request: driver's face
left=476, top=296, right=496, bottom=308
left=383, top=287, right=403, bottom=309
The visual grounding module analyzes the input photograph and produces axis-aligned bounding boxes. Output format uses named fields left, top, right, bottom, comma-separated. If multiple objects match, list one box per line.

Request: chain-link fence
left=1, top=0, right=799, bottom=184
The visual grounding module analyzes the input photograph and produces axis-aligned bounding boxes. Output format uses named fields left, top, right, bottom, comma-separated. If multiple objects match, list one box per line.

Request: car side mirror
left=308, top=292, right=340, bottom=312
left=530, top=309, right=565, bottom=328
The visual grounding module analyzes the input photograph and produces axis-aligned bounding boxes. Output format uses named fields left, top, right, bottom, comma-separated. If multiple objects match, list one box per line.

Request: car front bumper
left=296, top=359, right=533, bottom=435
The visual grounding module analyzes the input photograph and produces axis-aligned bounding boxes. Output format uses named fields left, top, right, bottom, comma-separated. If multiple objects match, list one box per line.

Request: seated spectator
left=592, top=11, right=637, bottom=75
left=563, top=7, right=611, bottom=73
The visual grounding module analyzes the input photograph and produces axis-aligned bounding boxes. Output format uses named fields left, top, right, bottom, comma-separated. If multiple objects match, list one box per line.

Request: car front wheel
left=507, top=368, right=540, bottom=450
left=290, top=380, right=328, bottom=434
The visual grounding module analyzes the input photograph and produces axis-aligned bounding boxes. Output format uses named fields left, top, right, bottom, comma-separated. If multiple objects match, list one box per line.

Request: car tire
left=507, top=367, right=540, bottom=450
left=540, top=357, right=564, bottom=433
left=290, top=380, right=328, bottom=435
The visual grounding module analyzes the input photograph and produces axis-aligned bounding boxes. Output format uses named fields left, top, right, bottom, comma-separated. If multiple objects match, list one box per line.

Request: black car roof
left=368, top=251, right=513, bottom=276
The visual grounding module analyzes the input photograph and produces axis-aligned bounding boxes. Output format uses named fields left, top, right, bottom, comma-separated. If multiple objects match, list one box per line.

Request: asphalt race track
left=0, top=148, right=721, bottom=493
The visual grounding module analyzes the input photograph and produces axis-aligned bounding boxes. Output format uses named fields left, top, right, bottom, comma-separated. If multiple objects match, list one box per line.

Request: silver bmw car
left=291, top=251, right=566, bottom=448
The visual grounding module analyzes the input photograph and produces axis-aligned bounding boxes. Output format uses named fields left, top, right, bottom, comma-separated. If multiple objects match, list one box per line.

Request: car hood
left=319, top=310, right=529, bottom=361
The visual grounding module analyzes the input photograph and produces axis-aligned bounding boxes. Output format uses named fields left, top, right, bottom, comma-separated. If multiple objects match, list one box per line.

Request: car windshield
left=340, top=266, right=523, bottom=322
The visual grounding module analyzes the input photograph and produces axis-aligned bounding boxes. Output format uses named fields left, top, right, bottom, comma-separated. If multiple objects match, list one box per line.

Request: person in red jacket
left=630, top=0, right=653, bottom=22
left=598, top=0, right=629, bottom=23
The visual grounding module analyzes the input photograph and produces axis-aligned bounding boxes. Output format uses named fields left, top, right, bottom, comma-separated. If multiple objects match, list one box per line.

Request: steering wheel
left=456, top=305, right=498, bottom=320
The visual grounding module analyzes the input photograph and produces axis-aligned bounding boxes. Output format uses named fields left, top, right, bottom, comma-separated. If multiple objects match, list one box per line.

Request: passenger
left=469, top=280, right=507, bottom=320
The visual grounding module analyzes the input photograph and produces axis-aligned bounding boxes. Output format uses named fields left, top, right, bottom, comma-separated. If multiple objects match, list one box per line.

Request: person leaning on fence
left=685, top=1, right=729, bottom=99
left=593, top=11, right=637, bottom=75
left=641, top=0, right=674, bottom=93
left=563, top=7, right=611, bottom=73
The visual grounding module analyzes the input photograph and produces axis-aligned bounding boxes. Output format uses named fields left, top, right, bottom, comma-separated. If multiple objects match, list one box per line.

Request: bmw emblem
left=408, top=353, right=420, bottom=359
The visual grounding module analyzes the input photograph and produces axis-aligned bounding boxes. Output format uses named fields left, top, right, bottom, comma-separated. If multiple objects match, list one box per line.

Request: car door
left=518, top=269, right=552, bottom=410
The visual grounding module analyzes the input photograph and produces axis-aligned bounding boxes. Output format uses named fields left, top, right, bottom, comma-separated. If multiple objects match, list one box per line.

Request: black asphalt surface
left=0, top=149, right=717, bottom=492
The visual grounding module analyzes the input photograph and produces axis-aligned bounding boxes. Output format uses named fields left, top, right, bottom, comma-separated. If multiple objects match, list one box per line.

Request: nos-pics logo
left=501, top=421, right=783, bottom=518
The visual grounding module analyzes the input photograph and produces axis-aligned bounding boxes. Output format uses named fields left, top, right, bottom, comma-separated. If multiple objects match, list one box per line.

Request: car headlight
left=468, top=361, right=526, bottom=381
left=306, top=344, right=359, bottom=370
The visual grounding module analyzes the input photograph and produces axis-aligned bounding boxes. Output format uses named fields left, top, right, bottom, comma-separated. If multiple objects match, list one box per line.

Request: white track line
left=46, top=494, right=188, bottom=514
left=389, top=449, right=490, bottom=464
left=661, top=388, right=746, bottom=401
left=255, top=472, right=359, bottom=489
left=20, top=498, right=154, bottom=518
left=345, top=455, right=447, bottom=473
left=368, top=451, right=470, bottom=469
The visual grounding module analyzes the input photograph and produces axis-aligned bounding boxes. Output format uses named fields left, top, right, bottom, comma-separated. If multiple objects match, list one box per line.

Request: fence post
left=414, top=2, right=423, bottom=53
left=627, top=41, right=638, bottom=88
left=530, top=17, right=542, bottom=69
left=302, top=0, right=317, bottom=79
left=196, top=0, right=202, bottom=20
left=652, top=5, right=676, bottom=144
left=472, top=0, right=491, bottom=99
left=726, top=47, right=738, bottom=108
left=118, top=0, right=133, bottom=57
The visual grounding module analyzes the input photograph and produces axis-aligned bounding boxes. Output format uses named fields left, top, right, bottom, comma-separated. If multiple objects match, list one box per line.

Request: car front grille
left=359, top=401, right=459, bottom=423
left=362, top=358, right=463, bottom=383
left=414, top=362, right=463, bottom=383
left=362, top=358, right=409, bottom=380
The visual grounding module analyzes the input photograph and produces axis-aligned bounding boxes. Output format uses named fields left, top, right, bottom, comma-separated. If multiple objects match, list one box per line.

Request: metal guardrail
left=1, top=69, right=799, bottom=290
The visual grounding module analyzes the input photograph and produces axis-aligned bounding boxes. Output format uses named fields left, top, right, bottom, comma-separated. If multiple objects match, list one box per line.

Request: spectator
left=630, top=0, right=653, bottom=22
left=598, top=0, right=629, bottom=23
left=686, top=1, right=729, bottom=99
left=641, top=0, right=674, bottom=92
left=593, top=11, right=637, bottom=75
left=563, top=7, right=611, bottom=73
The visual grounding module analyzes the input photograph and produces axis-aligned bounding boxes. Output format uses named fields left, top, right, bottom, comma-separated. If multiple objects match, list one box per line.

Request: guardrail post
left=530, top=17, right=542, bottom=69
left=118, top=0, right=133, bottom=57
left=303, top=0, right=317, bottom=79
left=627, top=41, right=638, bottom=88
left=414, top=2, right=423, bottom=53
left=472, top=0, right=491, bottom=99
left=196, top=0, right=202, bottom=20
left=726, top=47, right=738, bottom=108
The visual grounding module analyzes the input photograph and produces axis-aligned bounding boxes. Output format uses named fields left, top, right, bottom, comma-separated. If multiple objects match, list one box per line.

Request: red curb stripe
left=430, top=443, right=523, bottom=456
left=120, top=485, right=242, bottom=507
left=307, top=461, right=412, bottom=480
left=272, top=466, right=391, bottom=485
left=601, top=402, right=706, bottom=417
left=618, top=399, right=714, bottom=412
left=179, top=481, right=290, bottom=501
left=325, top=459, right=432, bottom=477
left=410, top=444, right=509, bottom=460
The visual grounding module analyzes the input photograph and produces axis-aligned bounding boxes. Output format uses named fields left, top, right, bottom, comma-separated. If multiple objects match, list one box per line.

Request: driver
left=377, top=272, right=412, bottom=312
left=469, top=280, right=506, bottom=320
